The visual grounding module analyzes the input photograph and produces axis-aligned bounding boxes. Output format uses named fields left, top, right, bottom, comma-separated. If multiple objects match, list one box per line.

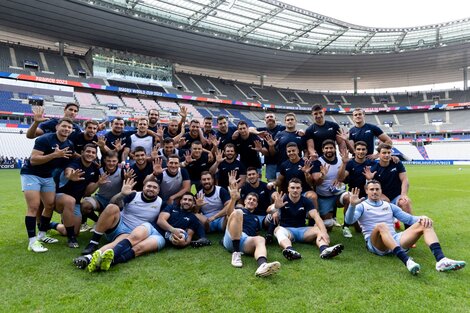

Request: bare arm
left=30, top=147, right=72, bottom=166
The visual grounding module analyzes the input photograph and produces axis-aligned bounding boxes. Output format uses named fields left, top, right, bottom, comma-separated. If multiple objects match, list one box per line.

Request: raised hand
left=69, top=169, right=85, bottom=181
left=265, top=133, right=277, bottom=147
left=179, top=105, right=188, bottom=118
left=112, top=138, right=126, bottom=152
left=121, top=178, right=137, bottom=196
left=93, top=135, right=107, bottom=148
left=301, top=158, right=313, bottom=174
left=151, top=145, right=159, bottom=160
left=98, top=121, right=107, bottom=131
left=362, top=166, right=376, bottom=180
left=184, top=150, right=194, bottom=164
left=339, top=148, right=350, bottom=164
left=349, top=187, right=366, bottom=206
left=210, top=134, right=220, bottom=147
left=98, top=172, right=110, bottom=185
left=32, top=105, right=48, bottom=123
left=178, top=138, right=188, bottom=149
left=152, top=157, right=165, bottom=176
left=53, top=145, right=73, bottom=159
left=251, top=140, right=264, bottom=152
left=320, top=164, right=330, bottom=177
left=273, top=191, right=288, bottom=209
left=195, top=193, right=207, bottom=207
left=228, top=170, right=239, bottom=186
left=215, top=149, right=225, bottom=163
left=337, top=128, right=349, bottom=142
left=123, top=168, right=136, bottom=180
left=228, top=181, right=240, bottom=200
left=156, top=125, right=164, bottom=138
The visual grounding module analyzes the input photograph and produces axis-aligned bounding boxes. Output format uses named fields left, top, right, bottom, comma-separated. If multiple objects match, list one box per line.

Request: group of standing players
left=20, top=102, right=465, bottom=276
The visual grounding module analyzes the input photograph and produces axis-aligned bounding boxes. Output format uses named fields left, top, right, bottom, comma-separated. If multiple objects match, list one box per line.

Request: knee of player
left=304, top=191, right=318, bottom=201
left=104, top=204, right=120, bottom=214
left=231, top=209, right=244, bottom=219
left=375, top=222, right=389, bottom=232
left=80, top=202, right=92, bottom=213
left=255, top=235, right=266, bottom=246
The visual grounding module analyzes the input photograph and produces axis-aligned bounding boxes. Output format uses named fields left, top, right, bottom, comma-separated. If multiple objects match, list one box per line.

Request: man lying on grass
left=345, top=180, right=466, bottom=275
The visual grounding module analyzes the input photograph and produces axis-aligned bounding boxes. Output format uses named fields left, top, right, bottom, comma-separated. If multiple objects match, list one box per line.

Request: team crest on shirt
left=298, top=207, right=305, bottom=211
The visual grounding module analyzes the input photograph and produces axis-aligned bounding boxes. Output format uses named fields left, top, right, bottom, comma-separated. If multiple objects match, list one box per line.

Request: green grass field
left=1, top=166, right=469, bottom=312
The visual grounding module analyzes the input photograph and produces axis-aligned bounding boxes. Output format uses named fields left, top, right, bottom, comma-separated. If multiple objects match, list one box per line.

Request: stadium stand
left=296, top=92, right=328, bottom=106
left=174, top=73, right=200, bottom=94
left=0, top=132, right=34, bottom=158
left=121, top=96, right=146, bottom=113
left=139, top=97, right=160, bottom=111
left=235, top=83, right=262, bottom=101
left=74, top=91, right=99, bottom=108
left=208, top=78, right=247, bottom=100
left=251, top=86, right=286, bottom=105
left=95, top=92, right=125, bottom=107
left=425, top=141, right=470, bottom=160
left=0, top=45, right=12, bottom=70
left=190, top=74, right=223, bottom=97
left=13, top=46, right=44, bottom=71
left=394, top=143, right=425, bottom=160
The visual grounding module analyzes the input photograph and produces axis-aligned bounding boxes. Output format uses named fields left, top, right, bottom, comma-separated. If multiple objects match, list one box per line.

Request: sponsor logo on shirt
left=184, top=217, right=190, bottom=221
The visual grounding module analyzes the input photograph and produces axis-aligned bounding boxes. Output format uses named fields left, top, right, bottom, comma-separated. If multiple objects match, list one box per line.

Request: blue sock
left=25, top=216, right=36, bottom=238
left=113, top=239, right=133, bottom=258
left=319, top=245, right=328, bottom=253
left=392, top=246, right=409, bottom=265
left=232, top=240, right=240, bottom=252
left=39, top=216, right=51, bottom=232
left=429, top=242, right=445, bottom=262
left=49, top=222, right=59, bottom=230
left=113, top=248, right=135, bottom=265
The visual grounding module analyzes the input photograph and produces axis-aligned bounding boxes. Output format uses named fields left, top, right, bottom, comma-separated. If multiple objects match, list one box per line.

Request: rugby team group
left=20, top=102, right=465, bottom=277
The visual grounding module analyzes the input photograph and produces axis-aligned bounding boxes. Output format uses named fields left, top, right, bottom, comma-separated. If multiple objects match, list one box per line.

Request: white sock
left=37, top=231, right=46, bottom=239
left=29, top=236, right=37, bottom=246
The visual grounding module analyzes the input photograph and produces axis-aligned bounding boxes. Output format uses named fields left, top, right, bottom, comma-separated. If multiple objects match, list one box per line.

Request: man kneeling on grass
left=345, top=180, right=466, bottom=275
left=223, top=183, right=281, bottom=277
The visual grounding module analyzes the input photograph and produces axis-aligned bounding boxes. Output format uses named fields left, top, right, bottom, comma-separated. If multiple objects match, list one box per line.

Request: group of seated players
left=20, top=102, right=465, bottom=277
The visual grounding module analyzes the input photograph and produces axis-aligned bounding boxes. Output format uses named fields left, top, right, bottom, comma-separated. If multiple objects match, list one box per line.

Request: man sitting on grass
left=74, top=178, right=163, bottom=268
left=157, top=192, right=212, bottom=248
left=223, top=184, right=281, bottom=277
left=345, top=180, right=466, bottom=275
left=270, top=178, right=344, bottom=261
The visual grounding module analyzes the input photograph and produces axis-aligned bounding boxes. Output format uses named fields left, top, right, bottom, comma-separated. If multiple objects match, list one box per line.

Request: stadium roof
left=1, top=0, right=470, bottom=91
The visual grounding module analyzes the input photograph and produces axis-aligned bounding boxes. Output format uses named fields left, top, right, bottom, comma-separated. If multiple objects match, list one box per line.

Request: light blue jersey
left=345, top=199, right=418, bottom=241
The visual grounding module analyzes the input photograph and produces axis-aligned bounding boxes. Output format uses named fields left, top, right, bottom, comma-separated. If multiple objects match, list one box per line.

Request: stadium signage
left=2, top=71, right=470, bottom=113
left=403, top=160, right=454, bottom=165
left=0, top=164, right=15, bottom=169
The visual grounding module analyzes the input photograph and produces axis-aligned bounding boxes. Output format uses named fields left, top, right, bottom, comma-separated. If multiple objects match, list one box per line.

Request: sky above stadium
left=282, top=0, right=470, bottom=28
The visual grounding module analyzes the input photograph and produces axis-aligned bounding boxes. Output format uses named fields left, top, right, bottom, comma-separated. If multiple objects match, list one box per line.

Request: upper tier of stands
left=3, top=43, right=470, bottom=110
